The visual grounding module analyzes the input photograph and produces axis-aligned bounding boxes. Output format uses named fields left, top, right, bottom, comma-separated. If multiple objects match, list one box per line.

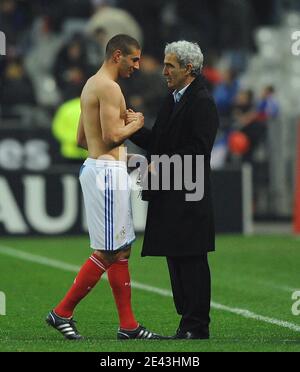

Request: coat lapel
left=150, top=76, right=206, bottom=151
left=168, top=93, right=188, bottom=125
left=163, top=76, right=207, bottom=133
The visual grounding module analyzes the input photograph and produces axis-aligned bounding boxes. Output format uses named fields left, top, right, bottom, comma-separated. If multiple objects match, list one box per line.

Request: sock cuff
left=115, top=259, right=129, bottom=266
left=89, top=254, right=109, bottom=271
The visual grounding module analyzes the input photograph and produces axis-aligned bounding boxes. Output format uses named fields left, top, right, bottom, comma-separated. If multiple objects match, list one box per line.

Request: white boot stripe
left=65, top=331, right=76, bottom=336
left=50, top=313, right=56, bottom=324
left=61, top=327, right=73, bottom=333
left=58, top=324, right=71, bottom=329
left=118, top=331, right=130, bottom=338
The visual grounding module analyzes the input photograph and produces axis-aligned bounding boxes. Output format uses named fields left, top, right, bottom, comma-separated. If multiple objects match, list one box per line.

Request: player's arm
left=77, top=113, right=88, bottom=149
left=100, top=84, right=144, bottom=147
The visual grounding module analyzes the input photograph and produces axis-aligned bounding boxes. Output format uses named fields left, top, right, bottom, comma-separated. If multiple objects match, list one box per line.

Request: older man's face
left=163, top=53, right=189, bottom=91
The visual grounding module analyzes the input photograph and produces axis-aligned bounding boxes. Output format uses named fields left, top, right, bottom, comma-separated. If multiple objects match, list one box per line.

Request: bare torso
left=80, top=73, right=126, bottom=160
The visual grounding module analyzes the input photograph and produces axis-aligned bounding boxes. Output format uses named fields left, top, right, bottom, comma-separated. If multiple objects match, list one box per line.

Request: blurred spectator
left=1, top=56, right=36, bottom=117
left=85, top=27, right=107, bottom=71
left=237, top=86, right=280, bottom=163
left=119, top=0, right=165, bottom=58
left=202, top=52, right=222, bottom=92
left=27, top=0, right=91, bottom=33
left=0, top=0, right=32, bottom=48
left=52, top=97, right=87, bottom=164
left=53, top=35, right=90, bottom=101
left=213, top=68, right=240, bottom=130
left=218, top=0, right=255, bottom=71
left=255, top=85, right=280, bottom=122
left=232, top=89, right=255, bottom=128
left=24, top=16, right=64, bottom=107
left=61, top=0, right=93, bottom=19
left=175, top=0, right=217, bottom=51
left=87, top=0, right=143, bottom=48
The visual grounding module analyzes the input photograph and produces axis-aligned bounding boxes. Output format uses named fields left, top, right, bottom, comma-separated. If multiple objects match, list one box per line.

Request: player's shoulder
left=83, top=75, right=122, bottom=104
left=86, top=75, right=120, bottom=90
left=98, top=79, right=122, bottom=104
left=101, top=79, right=121, bottom=95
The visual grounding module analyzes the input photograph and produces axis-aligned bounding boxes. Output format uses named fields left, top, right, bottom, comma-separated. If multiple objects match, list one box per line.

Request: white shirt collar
left=173, top=83, right=191, bottom=103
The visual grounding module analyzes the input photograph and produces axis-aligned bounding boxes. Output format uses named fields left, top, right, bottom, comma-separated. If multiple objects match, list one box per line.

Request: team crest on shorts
left=120, top=226, right=126, bottom=238
left=116, top=226, right=126, bottom=243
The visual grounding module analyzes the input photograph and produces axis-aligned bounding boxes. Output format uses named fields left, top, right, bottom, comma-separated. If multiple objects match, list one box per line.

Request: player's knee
left=117, top=246, right=131, bottom=260
left=93, top=247, right=131, bottom=264
left=118, top=251, right=131, bottom=260
left=93, top=250, right=114, bottom=265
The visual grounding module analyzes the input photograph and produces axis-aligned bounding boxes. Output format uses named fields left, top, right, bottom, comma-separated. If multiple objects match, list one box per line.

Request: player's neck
left=98, top=62, right=119, bottom=82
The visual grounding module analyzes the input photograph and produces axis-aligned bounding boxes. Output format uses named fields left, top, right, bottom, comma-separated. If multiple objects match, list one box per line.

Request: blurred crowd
left=0, top=0, right=295, bottom=164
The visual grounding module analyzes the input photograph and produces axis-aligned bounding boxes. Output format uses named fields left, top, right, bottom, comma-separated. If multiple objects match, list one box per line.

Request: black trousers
left=166, top=255, right=211, bottom=335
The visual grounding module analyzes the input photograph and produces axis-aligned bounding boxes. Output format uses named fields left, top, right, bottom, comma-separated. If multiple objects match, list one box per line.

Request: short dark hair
left=105, top=34, right=140, bottom=59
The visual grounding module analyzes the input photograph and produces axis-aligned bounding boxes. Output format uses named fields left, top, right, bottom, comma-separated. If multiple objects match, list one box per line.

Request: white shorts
left=79, top=158, right=135, bottom=251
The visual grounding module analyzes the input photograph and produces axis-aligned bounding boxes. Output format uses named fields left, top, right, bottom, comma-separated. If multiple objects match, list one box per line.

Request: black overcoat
left=130, top=76, right=219, bottom=257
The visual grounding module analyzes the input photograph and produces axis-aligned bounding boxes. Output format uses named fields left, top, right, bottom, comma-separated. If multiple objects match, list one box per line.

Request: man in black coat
left=128, top=41, right=219, bottom=339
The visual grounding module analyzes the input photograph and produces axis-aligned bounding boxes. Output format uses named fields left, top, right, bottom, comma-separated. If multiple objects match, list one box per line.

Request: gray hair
left=165, top=41, right=204, bottom=76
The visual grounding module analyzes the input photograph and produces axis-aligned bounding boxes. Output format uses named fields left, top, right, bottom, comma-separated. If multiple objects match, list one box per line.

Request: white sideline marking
left=277, top=285, right=300, bottom=293
left=1, top=245, right=300, bottom=333
left=257, top=280, right=300, bottom=294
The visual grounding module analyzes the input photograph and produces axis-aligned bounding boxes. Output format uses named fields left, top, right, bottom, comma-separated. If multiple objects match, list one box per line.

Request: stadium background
left=0, top=0, right=300, bottom=352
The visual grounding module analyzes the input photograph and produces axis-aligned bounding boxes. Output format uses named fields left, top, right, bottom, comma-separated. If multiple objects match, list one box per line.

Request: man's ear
left=113, top=49, right=122, bottom=63
left=186, top=63, right=193, bottom=75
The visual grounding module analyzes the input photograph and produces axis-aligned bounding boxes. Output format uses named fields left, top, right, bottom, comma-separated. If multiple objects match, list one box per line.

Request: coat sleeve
left=129, top=127, right=153, bottom=151
left=169, top=98, right=219, bottom=157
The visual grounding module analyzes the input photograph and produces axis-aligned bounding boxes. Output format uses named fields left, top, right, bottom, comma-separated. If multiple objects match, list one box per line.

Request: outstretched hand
left=126, top=109, right=144, bottom=127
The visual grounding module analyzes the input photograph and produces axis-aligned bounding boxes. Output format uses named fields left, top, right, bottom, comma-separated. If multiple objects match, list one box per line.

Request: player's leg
left=53, top=252, right=110, bottom=319
left=107, top=246, right=169, bottom=340
left=105, top=165, right=140, bottom=331
left=52, top=162, right=110, bottom=320
left=46, top=251, right=110, bottom=340
left=106, top=246, right=139, bottom=330
left=46, top=160, right=110, bottom=339
left=105, top=163, right=169, bottom=339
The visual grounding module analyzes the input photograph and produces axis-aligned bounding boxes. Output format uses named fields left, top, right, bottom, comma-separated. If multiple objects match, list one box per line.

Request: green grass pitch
left=0, top=235, right=300, bottom=352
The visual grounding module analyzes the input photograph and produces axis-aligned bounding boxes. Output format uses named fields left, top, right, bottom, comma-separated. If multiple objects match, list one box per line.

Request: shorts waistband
left=83, top=158, right=127, bottom=169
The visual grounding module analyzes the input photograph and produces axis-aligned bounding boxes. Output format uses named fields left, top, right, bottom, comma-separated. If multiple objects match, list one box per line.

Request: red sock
left=107, top=259, right=138, bottom=330
left=54, top=254, right=109, bottom=318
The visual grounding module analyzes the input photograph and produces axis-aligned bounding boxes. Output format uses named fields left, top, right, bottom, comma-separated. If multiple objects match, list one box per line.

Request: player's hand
left=125, top=109, right=137, bottom=124
left=135, top=112, right=144, bottom=129
left=126, top=109, right=144, bottom=128
left=125, top=111, right=138, bottom=124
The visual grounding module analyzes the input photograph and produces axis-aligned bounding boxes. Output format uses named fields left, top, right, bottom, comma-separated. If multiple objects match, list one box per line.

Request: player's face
left=119, top=48, right=141, bottom=78
left=163, top=53, right=189, bottom=91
